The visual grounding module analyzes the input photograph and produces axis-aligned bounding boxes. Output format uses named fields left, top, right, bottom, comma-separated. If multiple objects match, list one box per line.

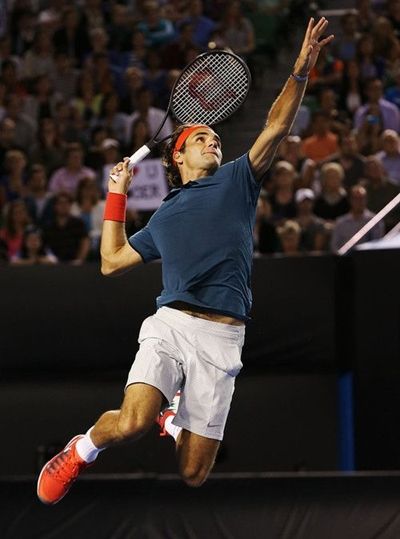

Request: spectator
left=53, top=6, right=90, bottom=68
left=386, top=0, right=400, bottom=38
left=354, top=78, right=400, bottom=132
left=23, top=163, right=53, bottom=226
left=42, top=191, right=90, bottom=264
left=143, top=49, right=169, bottom=107
left=120, top=66, right=145, bottom=115
left=307, top=46, right=344, bottom=95
left=85, top=125, right=110, bottom=172
left=71, top=177, right=105, bottom=257
left=96, top=92, right=129, bottom=145
left=302, top=111, right=338, bottom=163
left=355, top=34, right=385, bottom=82
left=277, top=220, right=302, bottom=256
left=0, top=118, right=17, bottom=170
left=137, top=1, right=175, bottom=48
left=316, top=86, right=348, bottom=134
left=356, top=0, right=376, bottom=33
left=163, top=23, right=199, bottom=70
left=50, top=51, right=79, bottom=102
left=4, top=94, right=36, bottom=151
left=162, top=0, right=190, bottom=25
left=81, top=0, right=106, bottom=33
left=218, top=1, right=255, bottom=62
left=21, top=28, right=55, bottom=80
left=375, top=129, right=400, bottom=185
left=1, top=58, right=26, bottom=97
left=323, top=131, right=366, bottom=190
left=275, top=135, right=316, bottom=189
left=71, top=70, right=103, bottom=125
left=100, top=138, right=121, bottom=193
left=295, top=188, right=328, bottom=252
left=363, top=155, right=400, bottom=230
left=125, top=87, right=172, bottom=147
left=23, top=74, right=62, bottom=125
left=107, top=3, right=133, bottom=53
left=0, top=149, right=28, bottom=206
left=314, top=162, right=349, bottom=221
left=330, top=185, right=385, bottom=252
left=128, top=117, right=155, bottom=155
left=333, top=10, right=360, bottom=62
left=30, top=117, right=65, bottom=176
left=122, top=30, right=147, bottom=71
left=49, top=143, right=96, bottom=195
left=289, top=104, right=311, bottom=137
left=338, top=60, right=364, bottom=116
left=10, top=225, right=57, bottom=265
left=371, top=16, right=398, bottom=60
left=179, top=0, right=216, bottom=49
left=268, top=160, right=297, bottom=223
left=10, top=9, right=36, bottom=56
left=0, top=198, right=32, bottom=258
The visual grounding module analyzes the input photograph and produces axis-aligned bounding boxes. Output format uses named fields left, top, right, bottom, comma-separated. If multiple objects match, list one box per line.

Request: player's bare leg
left=37, top=383, right=164, bottom=504
left=90, top=383, right=164, bottom=447
left=176, top=429, right=220, bottom=487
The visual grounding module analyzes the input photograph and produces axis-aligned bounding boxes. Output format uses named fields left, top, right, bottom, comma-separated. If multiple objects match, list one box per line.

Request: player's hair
left=162, top=124, right=193, bottom=188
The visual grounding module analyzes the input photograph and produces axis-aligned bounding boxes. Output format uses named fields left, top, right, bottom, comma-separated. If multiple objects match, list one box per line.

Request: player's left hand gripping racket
left=111, top=49, right=251, bottom=181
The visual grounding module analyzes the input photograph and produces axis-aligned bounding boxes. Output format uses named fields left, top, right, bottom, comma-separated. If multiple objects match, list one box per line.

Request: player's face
left=181, top=127, right=222, bottom=173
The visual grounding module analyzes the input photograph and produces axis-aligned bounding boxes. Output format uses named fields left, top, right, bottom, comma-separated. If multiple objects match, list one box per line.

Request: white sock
left=164, top=415, right=182, bottom=442
left=76, top=427, right=104, bottom=463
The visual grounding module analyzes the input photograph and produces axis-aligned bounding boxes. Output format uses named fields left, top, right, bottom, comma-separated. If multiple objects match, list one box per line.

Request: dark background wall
left=1, top=252, right=400, bottom=474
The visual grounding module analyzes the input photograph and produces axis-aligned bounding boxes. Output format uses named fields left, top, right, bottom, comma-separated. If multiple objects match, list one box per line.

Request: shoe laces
left=49, top=448, right=84, bottom=485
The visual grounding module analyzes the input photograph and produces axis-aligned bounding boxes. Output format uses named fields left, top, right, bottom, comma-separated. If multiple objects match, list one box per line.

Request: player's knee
left=116, top=414, right=152, bottom=442
left=181, top=464, right=209, bottom=488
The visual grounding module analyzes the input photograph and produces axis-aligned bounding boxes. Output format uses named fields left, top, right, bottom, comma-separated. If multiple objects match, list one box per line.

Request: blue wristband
left=291, top=72, right=308, bottom=82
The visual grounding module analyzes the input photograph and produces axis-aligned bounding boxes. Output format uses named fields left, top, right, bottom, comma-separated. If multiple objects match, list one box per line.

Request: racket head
left=169, top=50, right=251, bottom=127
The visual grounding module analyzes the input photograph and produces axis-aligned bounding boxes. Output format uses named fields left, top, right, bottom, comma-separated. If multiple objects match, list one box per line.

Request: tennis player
left=37, top=17, right=333, bottom=505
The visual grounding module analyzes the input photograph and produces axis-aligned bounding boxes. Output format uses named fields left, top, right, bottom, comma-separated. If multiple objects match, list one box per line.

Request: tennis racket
left=111, top=49, right=251, bottom=181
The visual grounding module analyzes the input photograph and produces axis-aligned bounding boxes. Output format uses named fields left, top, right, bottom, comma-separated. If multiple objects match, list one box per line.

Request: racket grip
left=110, top=145, right=152, bottom=182
left=128, top=145, right=151, bottom=170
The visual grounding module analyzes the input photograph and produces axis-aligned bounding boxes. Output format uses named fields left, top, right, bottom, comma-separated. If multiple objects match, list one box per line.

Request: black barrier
left=0, top=255, right=338, bottom=375
left=3, top=474, right=400, bottom=538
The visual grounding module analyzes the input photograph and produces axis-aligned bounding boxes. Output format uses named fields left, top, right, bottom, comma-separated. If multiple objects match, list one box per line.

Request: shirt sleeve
left=129, top=225, right=161, bottom=263
left=229, top=153, right=261, bottom=206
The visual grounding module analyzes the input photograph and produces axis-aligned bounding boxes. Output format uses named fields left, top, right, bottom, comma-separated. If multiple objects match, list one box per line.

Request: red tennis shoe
left=37, top=435, right=90, bottom=505
left=157, top=390, right=181, bottom=437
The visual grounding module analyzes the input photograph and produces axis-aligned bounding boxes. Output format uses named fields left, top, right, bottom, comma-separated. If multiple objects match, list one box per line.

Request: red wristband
left=103, top=192, right=127, bottom=222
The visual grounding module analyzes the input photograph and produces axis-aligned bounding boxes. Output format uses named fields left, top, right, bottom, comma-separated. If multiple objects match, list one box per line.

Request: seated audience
left=314, top=162, right=350, bottom=222
left=11, top=225, right=57, bottom=265
left=330, top=185, right=385, bottom=253
left=48, top=143, right=96, bottom=196
left=42, top=191, right=90, bottom=264
left=295, top=188, right=328, bottom=252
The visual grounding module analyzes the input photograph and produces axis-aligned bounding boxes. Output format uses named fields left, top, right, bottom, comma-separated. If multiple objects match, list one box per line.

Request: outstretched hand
left=294, top=17, right=334, bottom=77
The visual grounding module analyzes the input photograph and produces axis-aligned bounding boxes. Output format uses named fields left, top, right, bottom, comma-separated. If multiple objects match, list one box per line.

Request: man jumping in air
left=37, top=18, right=333, bottom=505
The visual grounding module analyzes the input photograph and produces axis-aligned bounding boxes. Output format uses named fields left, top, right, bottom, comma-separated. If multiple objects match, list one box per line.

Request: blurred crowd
left=256, top=0, right=400, bottom=256
left=1, top=0, right=400, bottom=265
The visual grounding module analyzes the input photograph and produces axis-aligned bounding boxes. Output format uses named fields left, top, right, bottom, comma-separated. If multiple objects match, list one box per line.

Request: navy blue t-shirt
left=129, top=153, right=261, bottom=321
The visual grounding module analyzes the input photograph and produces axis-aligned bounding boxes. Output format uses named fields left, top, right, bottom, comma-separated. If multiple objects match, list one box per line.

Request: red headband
left=173, top=125, right=208, bottom=162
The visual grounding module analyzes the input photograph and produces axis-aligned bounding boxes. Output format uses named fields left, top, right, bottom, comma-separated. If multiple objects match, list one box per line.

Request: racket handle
left=128, top=145, right=151, bottom=169
left=110, top=145, right=152, bottom=182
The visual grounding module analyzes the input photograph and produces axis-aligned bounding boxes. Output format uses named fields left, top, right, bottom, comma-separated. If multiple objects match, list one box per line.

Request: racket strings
left=172, top=52, right=250, bottom=125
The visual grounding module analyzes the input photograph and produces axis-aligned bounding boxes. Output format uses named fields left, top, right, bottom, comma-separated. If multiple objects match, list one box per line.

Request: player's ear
left=173, top=150, right=183, bottom=164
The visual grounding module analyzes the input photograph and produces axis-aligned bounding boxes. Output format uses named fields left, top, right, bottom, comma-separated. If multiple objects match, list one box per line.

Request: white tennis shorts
left=126, top=306, right=245, bottom=440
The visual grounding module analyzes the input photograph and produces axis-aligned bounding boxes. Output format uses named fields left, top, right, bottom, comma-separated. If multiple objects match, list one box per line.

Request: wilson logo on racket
left=188, top=69, right=238, bottom=111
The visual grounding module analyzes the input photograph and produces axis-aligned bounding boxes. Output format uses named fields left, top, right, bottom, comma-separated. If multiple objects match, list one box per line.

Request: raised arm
left=249, top=17, right=334, bottom=180
left=101, top=159, right=143, bottom=276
